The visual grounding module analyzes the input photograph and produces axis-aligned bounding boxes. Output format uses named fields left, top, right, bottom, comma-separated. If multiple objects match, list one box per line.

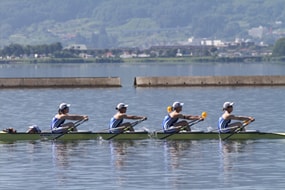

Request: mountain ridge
left=0, top=0, right=285, bottom=48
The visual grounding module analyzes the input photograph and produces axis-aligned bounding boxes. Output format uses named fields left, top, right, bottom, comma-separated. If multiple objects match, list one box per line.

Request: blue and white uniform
left=218, top=116, right=231, bottom=133
left=50, top=117, right=66, bottom=133
left=162, top=114, right=179, bottom=133
left=109, top=117, right=123, bottom=133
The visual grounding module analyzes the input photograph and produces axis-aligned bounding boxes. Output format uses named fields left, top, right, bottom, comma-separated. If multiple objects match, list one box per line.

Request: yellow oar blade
left=167, top=106, right=173, bottom=113
left=201, top=112, right=207, bottom=119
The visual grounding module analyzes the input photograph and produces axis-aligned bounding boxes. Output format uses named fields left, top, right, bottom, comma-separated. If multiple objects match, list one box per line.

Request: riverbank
left=1, top=55, right=285, bottom=64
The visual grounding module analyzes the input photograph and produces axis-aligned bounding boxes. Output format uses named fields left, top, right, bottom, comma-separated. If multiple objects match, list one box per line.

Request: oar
left=53, top=119, right=88, bottom=140
left=160, top=112, right=207, bottom=140
left=222, top=119, right=255, bottom=141
left=106, top=117, right=147, bottom=140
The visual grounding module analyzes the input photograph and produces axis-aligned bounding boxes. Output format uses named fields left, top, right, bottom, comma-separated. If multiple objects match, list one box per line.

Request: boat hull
left=153, top=131, right=285, bottom=140
left=0, top=131, right=150, bottom=141
left=1, top=131, right=285, bottom=141
left=0, top=132, right=101, bottom=141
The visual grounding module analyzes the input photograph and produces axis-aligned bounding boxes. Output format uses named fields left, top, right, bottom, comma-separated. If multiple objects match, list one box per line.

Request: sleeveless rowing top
left=162, top=114, right=179, bottom=131
left=109, top=117, right=123, bottom=130
left=51, top=117, right=65, bottom=130
left=218, top=116, right=231, bottom=133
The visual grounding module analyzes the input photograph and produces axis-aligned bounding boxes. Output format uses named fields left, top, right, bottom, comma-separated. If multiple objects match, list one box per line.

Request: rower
left=162, top=101, right=203, bottom=133
left=50, top=103, right=88, bottom=133
left=1, top=128, right=17, bottom=133
left=26, top=125, right=41, bottom=134
left=218, top=102, right=255, bottom=133
left=109, top=103, right=147, bottom=133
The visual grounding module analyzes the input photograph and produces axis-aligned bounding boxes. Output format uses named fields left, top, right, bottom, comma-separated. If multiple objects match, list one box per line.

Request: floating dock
left=0, top=77, right=121, bottom=88
left=134, top=75, right=285, bottom=87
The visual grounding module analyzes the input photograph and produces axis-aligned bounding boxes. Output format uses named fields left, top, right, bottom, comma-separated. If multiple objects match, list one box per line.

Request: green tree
left=272, top=37, right=285, bottom=56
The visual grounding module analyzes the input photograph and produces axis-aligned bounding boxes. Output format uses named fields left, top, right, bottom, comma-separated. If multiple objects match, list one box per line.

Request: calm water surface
left=0, top=62, right=285, bottom=189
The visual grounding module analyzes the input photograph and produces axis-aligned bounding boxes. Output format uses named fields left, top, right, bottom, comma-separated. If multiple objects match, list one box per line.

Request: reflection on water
left=52, top=141, right=86, bottom=168
left=1, top=139, right=285, bottom=189
left=163, top=140, right=192, bottom=169
left=218, top=140, right=253, bottom=185
left=52, top=142, right=70, bottom=169
left=109, top=140, right=135, bottom=169
left=109, top=140, right=136, bottom=186
left=51, top=141, right=90, bottom=185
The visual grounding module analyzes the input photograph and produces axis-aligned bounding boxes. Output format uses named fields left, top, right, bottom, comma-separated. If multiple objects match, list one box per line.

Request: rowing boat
left=1, top=130, right=285, bottom=142
left=0, top=131, right=99, bottom=141
left=153, top=131, right=285, bottom=140
left=0, top=131, right=150, bottom=141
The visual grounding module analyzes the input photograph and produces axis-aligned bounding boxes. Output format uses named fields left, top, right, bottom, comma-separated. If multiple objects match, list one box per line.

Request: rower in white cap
left=162, top=101, right=203, bottom=133
left=218, top=101, right=254, bottom=133
left=50, top=103, right=88, bottom=133
left=109, top=103, right=147, bottom=133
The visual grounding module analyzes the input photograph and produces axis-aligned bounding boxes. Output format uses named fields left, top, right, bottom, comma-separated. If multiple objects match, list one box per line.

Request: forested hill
left=1, top=0, right=285, bottom=48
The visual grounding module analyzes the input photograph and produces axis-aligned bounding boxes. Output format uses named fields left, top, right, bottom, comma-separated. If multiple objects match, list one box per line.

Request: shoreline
left=1, top=55, right=284, bottom=64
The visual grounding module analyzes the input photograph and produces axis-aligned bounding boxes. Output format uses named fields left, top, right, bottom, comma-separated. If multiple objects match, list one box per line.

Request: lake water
left=0, top=62, right=285, bottom=189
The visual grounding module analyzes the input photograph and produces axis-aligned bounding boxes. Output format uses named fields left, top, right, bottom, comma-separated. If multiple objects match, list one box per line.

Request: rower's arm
left=125, top=114, right=145, bottom=120
left=230, top=115, right=254, bottom=121
left=61, top=114, right=88, bottom=121
left=182, top=114, right=201, bottom=120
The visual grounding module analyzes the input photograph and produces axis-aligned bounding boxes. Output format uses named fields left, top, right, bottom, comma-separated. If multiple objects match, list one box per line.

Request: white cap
left=116, top=103, right=128, bottom=110
left=172, top=101, right=184, bottom=109
left=223, top=102, right=234, bottom=109
left=59, top=103, right=71, bottom=110
left=28, top=125, right=41, bottom=133
left=29, top=125, right=38, bottom=129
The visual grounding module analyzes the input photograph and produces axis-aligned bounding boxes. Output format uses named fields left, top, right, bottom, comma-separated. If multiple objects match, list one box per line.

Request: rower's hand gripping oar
left=53, top=118, right=88, bottom=140
left=107, top=117, right=147, bottom=140
left=222, top=119, right=255, bottom=141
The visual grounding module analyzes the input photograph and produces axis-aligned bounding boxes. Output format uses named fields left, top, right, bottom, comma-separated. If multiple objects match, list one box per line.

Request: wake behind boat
left=1, top=130, right=285, bottom=141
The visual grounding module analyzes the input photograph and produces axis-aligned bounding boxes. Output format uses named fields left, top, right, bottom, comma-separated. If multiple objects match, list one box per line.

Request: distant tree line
left=0, top=42, right=63, bottom=57
left=272, top=38, right=285, bottom=57
left=1, top=39, right=285, bottom=60
left=0, top=42, right=135, bottom=58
